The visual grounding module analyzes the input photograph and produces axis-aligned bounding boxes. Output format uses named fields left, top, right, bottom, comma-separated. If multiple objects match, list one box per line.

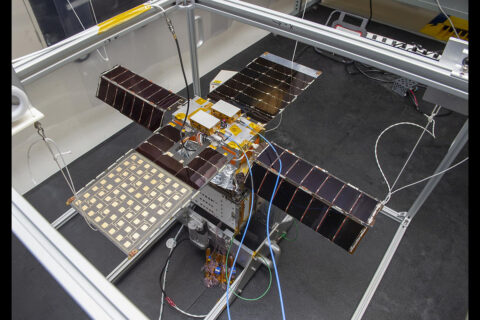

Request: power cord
left=224, top=237, right=273, bottom=301
left=434, top=0, right=460, bottom=39
left=224, top=138, right=256, bottom=320
left=158, top=228, right=209, bottom=319
left=374, top=105, right=468, bottom=205
left=151, top=2, right=195, bottom=152
left=256, top=133, right=286, bottom=320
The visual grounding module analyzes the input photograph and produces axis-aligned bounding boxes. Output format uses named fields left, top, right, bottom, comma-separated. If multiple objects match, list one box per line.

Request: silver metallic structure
left=12, top=0, right=468, bottom=319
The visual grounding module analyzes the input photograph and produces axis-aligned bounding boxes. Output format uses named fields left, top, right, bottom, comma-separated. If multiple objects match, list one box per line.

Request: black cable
left=166, top=17, right=196, bottom=152
left=293, top=45, right=310, bottom=62
left=352, top=62, right=397, bottom=83
left=314, top=47, right=353, bottom=64
left=367, top=0, right=373, bottom=26
left=158, top=237, right=190, bottom=297
left=407, top=90, right=452, bottom=117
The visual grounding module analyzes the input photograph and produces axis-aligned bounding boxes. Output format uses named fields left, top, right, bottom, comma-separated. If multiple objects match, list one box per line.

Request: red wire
left=409, top=89, right=418, bottom=108
left=165, top=296, right=176, bottom=307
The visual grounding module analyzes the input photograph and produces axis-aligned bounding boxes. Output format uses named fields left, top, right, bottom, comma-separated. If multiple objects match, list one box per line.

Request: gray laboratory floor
left=12, top=5, right=468, bottom=320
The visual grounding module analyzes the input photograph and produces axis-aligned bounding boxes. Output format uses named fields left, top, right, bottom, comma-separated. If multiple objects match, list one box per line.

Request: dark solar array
left=207, top=56, right=317, bottom=124
left=246, top=142, right=381, bottom=253
left=135, top=127, right=229, bottom=190
left=96, top=65, right=186, bottom=131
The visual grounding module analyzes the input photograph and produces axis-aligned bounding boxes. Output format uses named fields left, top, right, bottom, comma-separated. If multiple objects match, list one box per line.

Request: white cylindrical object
left=12, top=85, right=30, bottom=122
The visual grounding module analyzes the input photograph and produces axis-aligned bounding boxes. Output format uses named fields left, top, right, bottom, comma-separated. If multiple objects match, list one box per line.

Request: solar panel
left=332, top=218, right=367, bottom=252
left=96, top=65, right=186, bottom=131
left=249, top=141, right=383, bottom=253
left=207, top=52, right=321, bottom=124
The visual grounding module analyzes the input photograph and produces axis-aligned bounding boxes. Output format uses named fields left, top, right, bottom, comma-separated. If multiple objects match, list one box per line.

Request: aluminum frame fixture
left=12, top=188, right=149, bottom=320
left=196, top=0, right=467, bottom=100
left=13, top=0, right=178, bottom=85
left=12, top=0, right=468, bottom=319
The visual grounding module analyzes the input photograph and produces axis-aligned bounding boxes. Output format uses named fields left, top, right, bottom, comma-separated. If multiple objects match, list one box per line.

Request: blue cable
left=257, top=132, right=286, bottom=320
left=225, top=138, right=255, bottom=320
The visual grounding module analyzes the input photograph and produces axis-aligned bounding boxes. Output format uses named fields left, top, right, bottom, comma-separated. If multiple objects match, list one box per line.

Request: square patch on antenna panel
left=72, top=151, right=193, bottom=255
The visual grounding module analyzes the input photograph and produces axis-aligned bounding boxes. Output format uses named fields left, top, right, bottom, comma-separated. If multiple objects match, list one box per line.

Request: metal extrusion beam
left=196, top=0, right=468, bottom=100
left=183, top=3, right=202, bottom=97
left=351, top=119, right=468, bottom=320
left=12, top=188, right=149, bottom=320
left=13, top=0, right=177, bottom=85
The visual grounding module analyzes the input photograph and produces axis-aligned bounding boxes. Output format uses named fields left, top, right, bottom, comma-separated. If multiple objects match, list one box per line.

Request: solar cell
left=316, top=176, right=344, bottom=203
left=272, top=179, right=297, bottom=212
left=188, top=157, right=218, bottom=180
left=302, top=167, right=329, bottom=194
left=334, top=185, right=361, bottom=213
left=285, top=187, right=311, bottom=220
left=301, top=198, right=329, bottom=229
left=198, top=148, right=227, bottom=169
left=175, top=167, right=207, bottom=189
left=332, top=218, right=366, bottom=252
left=158, top=125, right=181, bottom=142
left=286, top=159, right=312, bottom=184
left=147, top=134, right=174, bottom=152
left=316, top=208, right=345, bottom=240
left=350, top=194, right=379, bottom=224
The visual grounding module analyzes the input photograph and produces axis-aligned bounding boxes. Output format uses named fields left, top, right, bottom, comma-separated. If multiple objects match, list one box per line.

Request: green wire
left=280, top=219, right=298, bottom=241
left=224, top=237, right=272, bottom=301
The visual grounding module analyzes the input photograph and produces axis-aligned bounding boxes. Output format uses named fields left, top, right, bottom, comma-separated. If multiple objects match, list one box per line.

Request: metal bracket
left=438, top=37, right=468, bottom=81
left=177, top=0, right=194, bottom=7
left=401, top=216, right=411, bottom=228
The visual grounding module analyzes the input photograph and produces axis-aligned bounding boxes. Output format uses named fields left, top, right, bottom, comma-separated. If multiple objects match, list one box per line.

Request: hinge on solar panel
left=128, top=249, right=139, bottom=259
left=66, top=196, right=75, bottom=206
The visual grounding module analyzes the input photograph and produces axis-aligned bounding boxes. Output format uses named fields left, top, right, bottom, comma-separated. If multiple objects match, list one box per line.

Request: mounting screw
left=462, top=57, right=468, bottom=73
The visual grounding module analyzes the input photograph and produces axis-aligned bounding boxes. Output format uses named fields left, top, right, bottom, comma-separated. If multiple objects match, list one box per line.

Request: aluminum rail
left=12, top=188, right=149, bottom=320
left=196, top=0, right=468, bottom=100
left=351, top=119, right=469, bottom=320
left=13, top=0, right=177, bottom=85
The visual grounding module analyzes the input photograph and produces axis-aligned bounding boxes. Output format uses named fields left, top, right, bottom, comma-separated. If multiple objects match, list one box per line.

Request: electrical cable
left=280, top=220, right=298, bottom=241
left=256, top=133, right=286, bottom=320
left=263, top=0, right=308, bottom=135
left=224, top=138, right=256, bottom=320
left=66, top=0, right=109, bottom=61
left=265, top=113, right=283, bottom=133
left=373, top=105, right=463, bottom=204
left=389, top=106, right=441, bottom=192
left=172, top=35, right=196, bottom=152
left=353, top=62, right=397, bottom=83
left=408, top=89, right=419, bottom=110
left=151, top=2, right=195, bottom=152
left=367, top=0, right=373, bottom=26
left=290, top=0, right=309, bottom=68
left=159, top=225, right=185, bottom=320
left=375, top=121, right=435, bottom=204
left=389, top=157, right=469, bottom=195
left=224, top=237, right=272, bottom=302
left=434, top=0, right=460, bottom=39
left=88, top=0, right=109, bottom=61
left=29, top=122, right=98, bottom=231
left=158, top=235, right=209, bottom=318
